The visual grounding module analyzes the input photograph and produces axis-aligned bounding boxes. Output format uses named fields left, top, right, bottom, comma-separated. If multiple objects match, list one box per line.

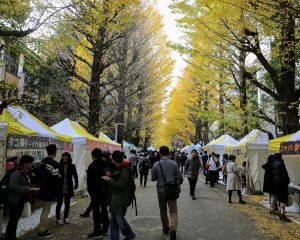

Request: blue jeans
left=110, top=212, right=134, bottom=240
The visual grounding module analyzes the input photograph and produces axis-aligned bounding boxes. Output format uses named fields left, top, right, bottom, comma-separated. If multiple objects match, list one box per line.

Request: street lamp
left=115, top=122, right=125, bottom=143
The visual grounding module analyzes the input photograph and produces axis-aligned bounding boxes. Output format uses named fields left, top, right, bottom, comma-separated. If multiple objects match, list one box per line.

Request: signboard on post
left=172, top=138, right=183, bottom=147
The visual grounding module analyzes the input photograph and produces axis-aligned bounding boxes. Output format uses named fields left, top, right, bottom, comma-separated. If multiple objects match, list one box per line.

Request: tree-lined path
left=20, top=178, right=276, bottom=240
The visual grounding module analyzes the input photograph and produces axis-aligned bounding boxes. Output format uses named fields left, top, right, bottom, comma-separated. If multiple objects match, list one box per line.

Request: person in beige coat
left=226, top=155, right=245, bottom=204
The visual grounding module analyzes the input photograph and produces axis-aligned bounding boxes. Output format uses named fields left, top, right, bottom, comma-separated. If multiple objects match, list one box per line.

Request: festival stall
left=0, top=107, right=73, bottom=177
left=52, top=119, right=121, bottom=189
left=269, top=131, right=300, bottom=187
left=226, top=129, right=269, bottom=191
left=99, top=132, right=122, bottom=152
left=204, top=135, right=238, bottom=156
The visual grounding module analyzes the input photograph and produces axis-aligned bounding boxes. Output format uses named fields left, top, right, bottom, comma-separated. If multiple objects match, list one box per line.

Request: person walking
left=174, top=152, right=181, bottom=168
left=184, top=149, right=201, bottom=200
left=35, top=144, right=60, bottom=238
left=102, top=150, right=136, bottom=240
left=271, top=153, right=291, bottom=222
left=222, top=154, right=228, bottom=186
left=5, top=155, right=39, bottom=240
left=56, top=152, right=78, bottom=225
left=152, top=146, right=182, bottom=240
left=208, top=153, right=217, bottom=187
left=262, top=155, right=278, bottom=215
left=128, top=150, right=139, bottom=178
left=201, top=151, right=209, bottom=177
left=137, top=153, right=151, bottom=187
left=87, top=148, right=112, bottom=238
left=226, top=155, right=245, bottom=204
left=180, top=152, right=187, bottom=173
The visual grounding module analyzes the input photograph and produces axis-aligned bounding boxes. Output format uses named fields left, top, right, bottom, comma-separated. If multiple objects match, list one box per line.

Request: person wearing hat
left=5, top=155, right=39, bottom=240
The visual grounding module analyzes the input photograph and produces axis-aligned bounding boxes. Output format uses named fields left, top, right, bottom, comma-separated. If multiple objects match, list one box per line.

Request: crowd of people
left=2, top=144, right=293, bottom=240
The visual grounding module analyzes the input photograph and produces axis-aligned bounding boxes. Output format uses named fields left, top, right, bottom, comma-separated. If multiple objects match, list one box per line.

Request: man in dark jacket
left=102, top=150, right=136, bottom=240
left=137, top=153, right=150, bottom=187
left=87, top=148, right=112, bottom=238
left=5, top=155, right=38, bottom=240
left=184, top=149, right=201, bottom=200
left=180, top=152, right=187, bottom=173
left=36, top=144, right=59, bottom=238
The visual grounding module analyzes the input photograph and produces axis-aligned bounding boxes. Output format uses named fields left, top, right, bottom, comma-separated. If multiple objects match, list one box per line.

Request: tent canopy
left=52, top=118, right=106, bottom=145
left=227, top=129, right=269, bottom=152
left=99, top=132, right=121, bottom=146
left=205, top=135, right=238, bottom=149
left=0, top=107, right=71, bottom=142
left=147, top=146, right=156, bottom=151
left=269, top=131, right=300, bottom=151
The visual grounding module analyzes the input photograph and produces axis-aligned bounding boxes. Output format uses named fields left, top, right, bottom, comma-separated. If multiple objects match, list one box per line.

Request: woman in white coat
left=226, top=155, right=245, bottom=204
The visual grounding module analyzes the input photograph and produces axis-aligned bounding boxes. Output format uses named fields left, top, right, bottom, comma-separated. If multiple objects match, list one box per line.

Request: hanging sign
left=280, top=141, right=300, bottom=155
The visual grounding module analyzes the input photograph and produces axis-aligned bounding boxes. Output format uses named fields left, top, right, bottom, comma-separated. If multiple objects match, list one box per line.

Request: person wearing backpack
left=151, top=146, right=182, bottom=240
left=137, top=153, right=150, bottom=187
left=102, top=150, right=136, bottom=240
left=5, top=155, right=39, bottom=240
left=36, top=144, right=60, bottom=239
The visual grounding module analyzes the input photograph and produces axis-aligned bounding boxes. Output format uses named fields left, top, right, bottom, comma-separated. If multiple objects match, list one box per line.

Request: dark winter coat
left=7, top=170, right=30, bottom=205
left=35, top=157, right=60, bottom=201
left=107, top=164, right=133, bottom=215
left=262, top=159, right=276, bottom=194
left=87, top=160, right=111, bottom=196
left=58, top=163, right=78, bottom=197
left=180, top=155, right=187, bottom=166
left=271, top=159, right=290, bottom=203
left=184, top=156, right=201, bottom=179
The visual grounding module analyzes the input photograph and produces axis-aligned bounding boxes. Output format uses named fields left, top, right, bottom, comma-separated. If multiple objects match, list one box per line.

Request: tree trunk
left=203, top=90, right=209, bottom=144
left=218, top=81, right=225, bottom=135
left=116, top=38, right=128, bottom=143
left=239, top=44, right=248, bottom=135
left=87, top=45, right=103, bottom=135
left=277, top=4, right=299, bottom=134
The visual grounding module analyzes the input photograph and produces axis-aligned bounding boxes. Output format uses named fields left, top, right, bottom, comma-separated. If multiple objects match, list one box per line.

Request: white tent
left=204, top=135, right=238, bottom=156
left=147, top=146, right=156, bottom=151
left=52, top=118, right=108, bottom=191
left=227, top=129, right=269, bottom=191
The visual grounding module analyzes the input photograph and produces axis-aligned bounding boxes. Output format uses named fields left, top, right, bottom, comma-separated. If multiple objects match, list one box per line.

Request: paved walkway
left=20, top=177, right=275, bottom=240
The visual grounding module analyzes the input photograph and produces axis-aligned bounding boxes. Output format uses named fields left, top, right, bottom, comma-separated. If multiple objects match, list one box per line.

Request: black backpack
left=141, top=158, right=150, bottom=170
left=127, top=169, right=138, bottom=216
left=0, top=170, right=14, bottom=204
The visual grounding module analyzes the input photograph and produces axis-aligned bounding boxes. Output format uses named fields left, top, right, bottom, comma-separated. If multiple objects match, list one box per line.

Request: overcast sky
left=155, top=0, right=186, bottom=87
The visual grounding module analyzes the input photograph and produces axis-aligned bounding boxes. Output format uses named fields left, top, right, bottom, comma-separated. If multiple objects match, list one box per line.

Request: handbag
left=159, top=161, right=179, bottom=200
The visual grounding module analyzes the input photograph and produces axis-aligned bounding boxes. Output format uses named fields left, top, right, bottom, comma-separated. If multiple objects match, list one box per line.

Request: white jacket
left=208, top=157, right=217, bottom=171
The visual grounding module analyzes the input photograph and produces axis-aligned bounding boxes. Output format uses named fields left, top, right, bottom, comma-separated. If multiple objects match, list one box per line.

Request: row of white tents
left=183, top=129, right=300, bottom=195
left=181, top=129, right=300, bottom=212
